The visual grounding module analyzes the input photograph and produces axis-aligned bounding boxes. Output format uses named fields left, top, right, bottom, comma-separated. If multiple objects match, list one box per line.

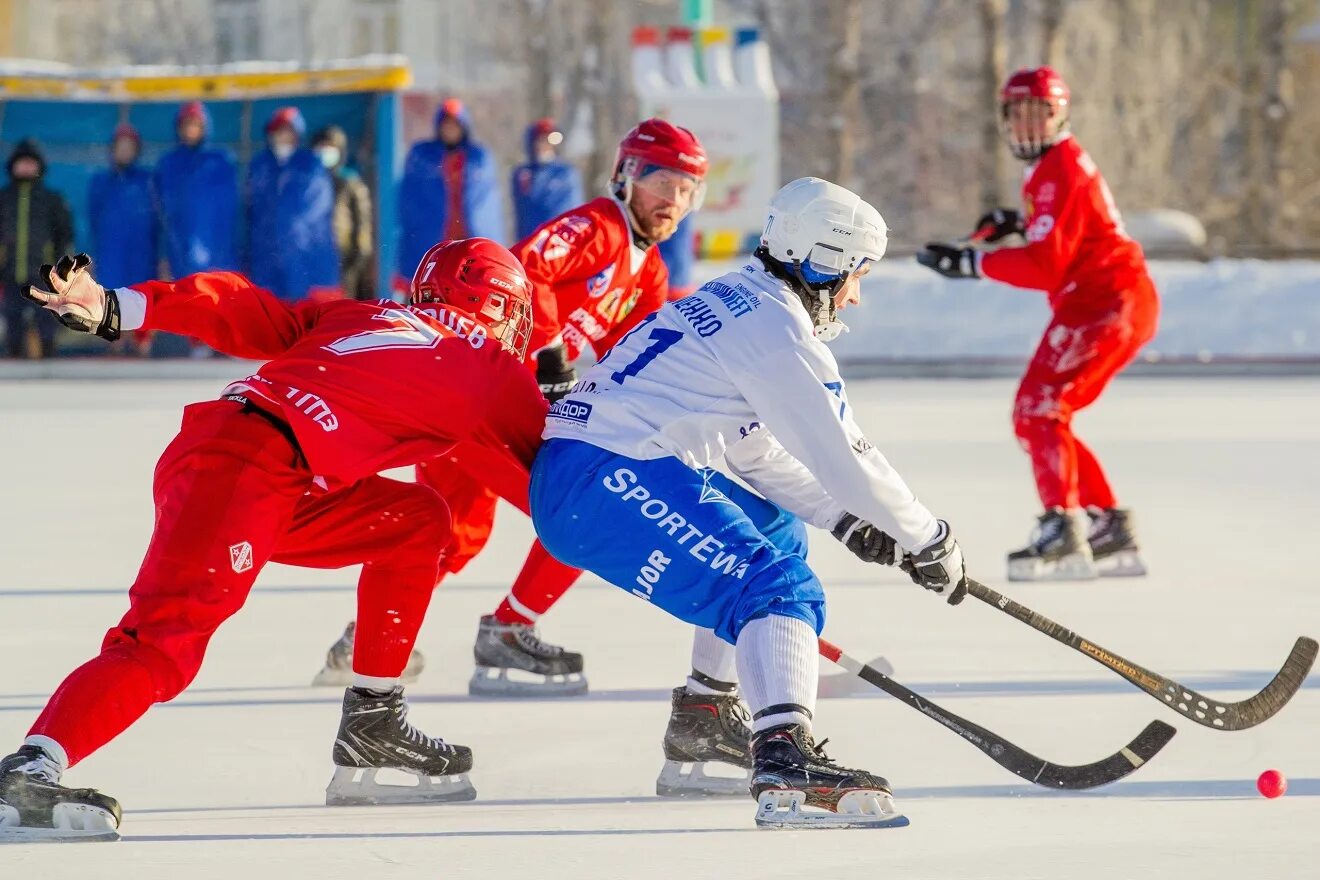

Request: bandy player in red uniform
left=311, top=119, right=708, bottom=696
left=0, top=241, right=544, bottom=841
left=918, top=67, right=1158, bottom=581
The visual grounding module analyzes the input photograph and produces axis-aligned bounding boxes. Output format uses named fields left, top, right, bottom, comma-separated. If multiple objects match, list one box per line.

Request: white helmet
left=756, top=177, right=888, bottom=341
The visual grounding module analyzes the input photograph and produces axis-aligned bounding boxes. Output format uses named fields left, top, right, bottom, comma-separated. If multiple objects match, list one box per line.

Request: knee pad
left=727, top=556, right=826, bottom=642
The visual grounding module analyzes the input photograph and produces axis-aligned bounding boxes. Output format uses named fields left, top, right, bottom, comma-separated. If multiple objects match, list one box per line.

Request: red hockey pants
left=29, top=399, right=451, bottom=766
left=1013, top=280, right=1159, bottom=510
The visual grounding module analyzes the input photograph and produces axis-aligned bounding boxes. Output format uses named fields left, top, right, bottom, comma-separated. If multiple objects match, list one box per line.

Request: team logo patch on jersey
left=548, top=398, right=593, bottom=424
left=586, top=265, right=616, bottom=299
left=229, top=541, right=254, bottom=574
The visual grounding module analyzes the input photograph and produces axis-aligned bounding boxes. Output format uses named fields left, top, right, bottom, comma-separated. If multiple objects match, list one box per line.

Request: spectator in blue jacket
left=510, top=118, right=582, bottom=241
left=247, top=106, right=339, bottom=302
left=658, top=213, right=698, bottom=299
left=397, top=98, right=503, bottom=281
left=154, top=102, right=239, bottom=278
left=89, top=124, right=156, bottom=289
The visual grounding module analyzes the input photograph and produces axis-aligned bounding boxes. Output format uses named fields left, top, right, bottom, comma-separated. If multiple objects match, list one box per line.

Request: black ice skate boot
left=749, top=724, right=907, bottom=829
left=468, top=614, right=587, bottom=696
left=655, top=686, right=753, bottom=798
left=0, top=745, right=121, bottom=842
left=1007, top=507, right=1097, bottom=581
left=1087, top=507, right=1147, bottom=577
left=311, top=620, right=425, bottom=686
left=325, top=687, right=474, bottom=806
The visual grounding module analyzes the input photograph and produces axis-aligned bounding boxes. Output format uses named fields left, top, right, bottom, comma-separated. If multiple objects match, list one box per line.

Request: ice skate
left=1088, top=507, right=1147, bottom=577
left=655, top=686, right=753, bottom=798
left=468, top=614, right=587, bottom=696
left=325, top=687, right=474, bottom=806
left=0, top=746, right=121, bottom=843
left=311, top=620, right=425, bottom=687
left=1007, top=508, right=1098, bottom=581
left=750, top=724, right=908, bottom=829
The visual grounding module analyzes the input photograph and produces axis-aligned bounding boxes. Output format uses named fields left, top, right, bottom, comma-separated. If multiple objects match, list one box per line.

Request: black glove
left=899, top=520, right=968, bottom=605
left=536, top=344, right=576, bottom=403
left=916, top=243, right=979, bottom=279
left=831, top=513, right=898, bottom=566
left=972, top=208, right=1023, bottom=243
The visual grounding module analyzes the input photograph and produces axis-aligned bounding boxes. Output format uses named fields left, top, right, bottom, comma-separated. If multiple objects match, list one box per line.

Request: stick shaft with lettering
left=965, top=578, right=1316, bottom=731
left=818, top=638, right=1174, bottom=789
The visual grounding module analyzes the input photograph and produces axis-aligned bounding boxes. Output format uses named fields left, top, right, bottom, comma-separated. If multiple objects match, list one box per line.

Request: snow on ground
left=1, top=376, right=1317, bottom=879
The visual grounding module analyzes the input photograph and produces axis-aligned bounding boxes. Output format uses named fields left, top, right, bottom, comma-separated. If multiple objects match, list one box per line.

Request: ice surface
left=1, top=376, right=1317, bottom=879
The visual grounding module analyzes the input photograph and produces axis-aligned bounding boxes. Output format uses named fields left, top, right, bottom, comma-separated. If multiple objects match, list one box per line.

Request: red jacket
left=516, top=196, right=669, bottom=361
left=129, top=272, right=546, bottom=493
left=980, top=135, right=1151, bottom=316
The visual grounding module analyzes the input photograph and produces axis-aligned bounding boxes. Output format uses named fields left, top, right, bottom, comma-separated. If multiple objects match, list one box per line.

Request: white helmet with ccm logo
left=756, top=177, right=888, bottom=341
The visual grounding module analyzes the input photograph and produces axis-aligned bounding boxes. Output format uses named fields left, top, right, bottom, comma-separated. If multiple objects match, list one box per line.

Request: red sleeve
left=515, top=208, right=617, bottom=354
left=134, top=272, right=321, bottom=360
left=979, top=154, right=1084, bottom=293
left=594, top=250, right=669, bottom=356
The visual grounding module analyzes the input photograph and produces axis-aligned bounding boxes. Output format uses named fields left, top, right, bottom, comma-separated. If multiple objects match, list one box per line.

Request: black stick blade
left=1030, top=720, right=1178, bottom=790
left=1154, top=636, right=1318, bottom=731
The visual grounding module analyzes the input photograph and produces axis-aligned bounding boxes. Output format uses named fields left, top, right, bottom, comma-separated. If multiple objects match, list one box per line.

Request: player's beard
left=634, top=207, right=680, bottom=243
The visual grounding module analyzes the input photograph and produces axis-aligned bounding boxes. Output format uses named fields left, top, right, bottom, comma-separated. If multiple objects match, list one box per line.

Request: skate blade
left=468, top=666, right=587, bottom=697
left=754, top=789, right=909, bottom=830
left=324, top=766, right=476, bottom=806
left=1007, top=552, right=1097, bottom=582
left=0, top=803, right=120, bottom=843
left=655, top=760, right=751, bottom=798
left=1094, top=549, right=1147, bottom=578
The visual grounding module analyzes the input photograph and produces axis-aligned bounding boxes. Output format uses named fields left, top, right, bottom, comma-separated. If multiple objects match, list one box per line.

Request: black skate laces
left=511, top=624, right=563, bottom=658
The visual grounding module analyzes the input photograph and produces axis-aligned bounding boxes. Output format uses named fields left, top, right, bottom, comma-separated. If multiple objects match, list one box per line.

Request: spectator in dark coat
left=247, top=106, right=339, bottom=302
left=312, top=125, right=374, bottom=300
left=397, top=98, right=503, bottom=281
left=1, top=139, right=73, bottom=358
left=154, top=102, right=239, bottom=279
left=510, top=118, right=582, bottom=241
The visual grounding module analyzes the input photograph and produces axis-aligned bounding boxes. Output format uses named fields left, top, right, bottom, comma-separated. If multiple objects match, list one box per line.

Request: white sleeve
left=725, top=428, right=846, bottom=531
left=116, top=288, right=147, bottom=331
left=729, top=350, right=941, bottom=552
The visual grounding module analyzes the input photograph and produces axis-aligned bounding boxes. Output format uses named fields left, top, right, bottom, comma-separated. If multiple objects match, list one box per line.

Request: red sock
left=492, top=541, right=582, bottom=625
left=29, top=648, right=160, bottom=768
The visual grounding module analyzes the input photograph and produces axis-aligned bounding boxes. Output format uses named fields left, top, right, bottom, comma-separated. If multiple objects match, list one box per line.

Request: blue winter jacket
left=89, top=163, right=157, bottom=288
left=247, top=146, right=339, bottom=301
left=510, top=125, right=583, bottom=242
left=153, top=109, right=239, bottom=277
left=397, top=106, right=504, bottom=278
left=658, top=213, right=697, bottom=293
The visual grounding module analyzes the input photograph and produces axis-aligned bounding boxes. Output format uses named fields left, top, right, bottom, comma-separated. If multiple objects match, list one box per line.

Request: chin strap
left=754, top=247, right=849, bottom=340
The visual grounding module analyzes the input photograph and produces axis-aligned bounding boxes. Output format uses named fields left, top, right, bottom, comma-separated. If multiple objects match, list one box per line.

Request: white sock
left=735, top=614, right=818, bottom=733
left=22, top=735, right=68, bottom=777
left=687, top=626, right=739, bottom=695
left=352, top=673, right=400, bottom=691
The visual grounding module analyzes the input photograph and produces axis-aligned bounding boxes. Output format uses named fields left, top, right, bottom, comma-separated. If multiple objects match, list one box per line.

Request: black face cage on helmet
left=753, top=245, right=850, bottom=332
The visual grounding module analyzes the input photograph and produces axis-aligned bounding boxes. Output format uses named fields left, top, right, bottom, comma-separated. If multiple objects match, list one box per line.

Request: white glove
left=21, top=253, right=119, bottom=340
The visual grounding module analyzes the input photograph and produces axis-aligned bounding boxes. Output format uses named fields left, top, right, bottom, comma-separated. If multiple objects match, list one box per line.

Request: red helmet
left=410, top=238, right=533, bottom=359
left=614, top=117, right=708, bottom=181
left=1000, top=67, right=1070, bottom=161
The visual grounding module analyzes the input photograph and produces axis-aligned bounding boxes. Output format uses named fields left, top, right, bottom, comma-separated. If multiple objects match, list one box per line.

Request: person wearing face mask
left=154, top=102, right=239, bottom=280
left=311, top=125, right=374, bottom=300
left=510, top=118, right=582, bottom=241
left=0, top=138, right=73, bottom=358
left=246, top=106, right=339, bottom=302
left=397, top=98, right=503, bottom=284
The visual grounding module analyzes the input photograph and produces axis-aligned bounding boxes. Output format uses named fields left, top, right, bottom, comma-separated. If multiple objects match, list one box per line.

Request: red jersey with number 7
left=125, top=272, right=547, bottom=492
left=516, top=196, right=669, bottom=361
left=979, top=134, right=1150, bottom=315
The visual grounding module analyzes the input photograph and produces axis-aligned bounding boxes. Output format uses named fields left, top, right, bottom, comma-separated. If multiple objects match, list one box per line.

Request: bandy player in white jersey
left=529, top=177, right=969, bottom=828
